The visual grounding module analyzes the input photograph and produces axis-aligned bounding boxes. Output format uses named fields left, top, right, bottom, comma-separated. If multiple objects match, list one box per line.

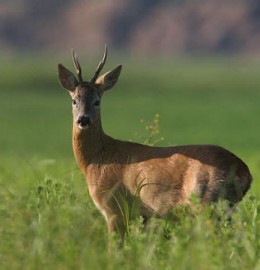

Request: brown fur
left=58, top=49, right=252, bottom=239
left=72, top=119, right=252, bottom=237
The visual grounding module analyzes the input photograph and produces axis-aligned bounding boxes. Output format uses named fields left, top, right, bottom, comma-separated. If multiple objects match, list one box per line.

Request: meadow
left=1, top=53, right=260, bottom=269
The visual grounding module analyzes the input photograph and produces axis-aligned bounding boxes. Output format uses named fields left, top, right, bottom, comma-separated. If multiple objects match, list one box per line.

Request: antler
left=91, top=44, right=108, bottom=84
left=71, top=48, right=83, bottom=82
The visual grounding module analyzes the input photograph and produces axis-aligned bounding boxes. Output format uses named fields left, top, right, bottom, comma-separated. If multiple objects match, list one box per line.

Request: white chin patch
left=78, top=125, right=89, bottom=130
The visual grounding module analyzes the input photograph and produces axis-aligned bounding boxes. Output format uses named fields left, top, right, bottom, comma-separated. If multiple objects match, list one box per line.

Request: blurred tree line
left=1, top=0, right=260, bottom=55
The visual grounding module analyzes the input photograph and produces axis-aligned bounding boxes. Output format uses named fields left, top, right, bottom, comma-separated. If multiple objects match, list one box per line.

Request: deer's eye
left=72, top=99, right=77, bottom=105
left=94, top=100, right=100, bottom=107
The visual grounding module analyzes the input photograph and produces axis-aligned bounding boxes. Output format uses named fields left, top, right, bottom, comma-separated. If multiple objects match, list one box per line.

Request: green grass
left=1, top=54, right=260, bottom=269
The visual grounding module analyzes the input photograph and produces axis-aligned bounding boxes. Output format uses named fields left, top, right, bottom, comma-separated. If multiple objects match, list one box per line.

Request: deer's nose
left=77, top=115, right=91, bottom=128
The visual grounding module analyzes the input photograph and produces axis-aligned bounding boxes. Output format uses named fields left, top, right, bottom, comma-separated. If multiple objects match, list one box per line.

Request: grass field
left=1, top=54, right=260, bottom=269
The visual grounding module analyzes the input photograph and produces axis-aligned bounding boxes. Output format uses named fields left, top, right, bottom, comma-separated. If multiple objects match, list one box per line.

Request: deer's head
left=58, top=46, right=122, bottom=130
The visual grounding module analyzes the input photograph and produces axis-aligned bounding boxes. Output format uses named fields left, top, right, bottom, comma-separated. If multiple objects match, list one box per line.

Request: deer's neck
left=72, top=118, right=108, bottom=169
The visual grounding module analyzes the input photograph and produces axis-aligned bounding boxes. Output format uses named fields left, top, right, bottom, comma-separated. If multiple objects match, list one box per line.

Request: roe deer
left=58, top=46, right=252, bottom=239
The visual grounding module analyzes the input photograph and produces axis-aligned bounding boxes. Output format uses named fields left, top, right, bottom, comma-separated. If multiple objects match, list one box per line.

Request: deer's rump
left=121, top=144, right=252, bottom=215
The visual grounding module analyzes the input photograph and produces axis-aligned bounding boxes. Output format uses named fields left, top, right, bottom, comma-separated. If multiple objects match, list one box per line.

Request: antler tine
left=91, top=44, right=108, bottom=84
left=71, top=48, right=83, bottom=82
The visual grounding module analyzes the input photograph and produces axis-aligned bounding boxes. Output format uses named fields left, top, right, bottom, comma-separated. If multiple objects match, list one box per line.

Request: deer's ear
left=58, top=64, right=78, bottom=92
left=96, top=65, right=122, bottom=91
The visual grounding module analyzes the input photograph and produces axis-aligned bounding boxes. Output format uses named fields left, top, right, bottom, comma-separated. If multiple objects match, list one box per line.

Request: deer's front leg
left=106, top=212, right=126, bottom=240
